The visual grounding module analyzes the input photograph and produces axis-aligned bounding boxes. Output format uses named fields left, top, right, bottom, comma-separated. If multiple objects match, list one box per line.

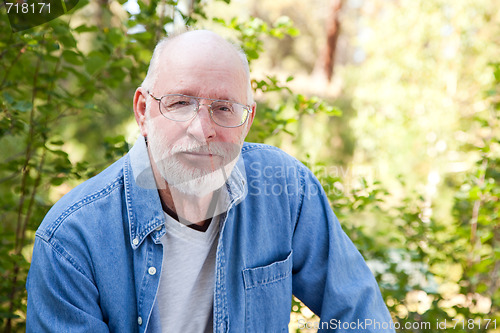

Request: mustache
left=169, top=142, right=239, bottom=156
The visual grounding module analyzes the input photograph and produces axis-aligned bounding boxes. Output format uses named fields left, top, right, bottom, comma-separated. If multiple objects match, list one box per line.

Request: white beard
left=145, top=110, right=242, bottom=197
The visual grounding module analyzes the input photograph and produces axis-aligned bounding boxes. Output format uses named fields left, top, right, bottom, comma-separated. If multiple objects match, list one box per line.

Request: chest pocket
left=242, top=251, right=293, bottom=333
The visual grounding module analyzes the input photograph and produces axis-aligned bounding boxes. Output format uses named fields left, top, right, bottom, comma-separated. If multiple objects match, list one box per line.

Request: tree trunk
left=321, top=0, right=343, bottom=82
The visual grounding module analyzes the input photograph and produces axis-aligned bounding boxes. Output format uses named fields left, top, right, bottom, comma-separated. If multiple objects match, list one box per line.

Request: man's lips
left=178, top=151, right=223, bottom=165
left=183, top=151, right=214, bottom=156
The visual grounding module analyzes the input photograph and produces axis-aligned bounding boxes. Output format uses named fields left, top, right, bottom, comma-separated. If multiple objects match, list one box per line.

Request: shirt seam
left=243, top=271, right=291, bottom=289
left=36, top=234, right=96, bottom=285
left=241, top=143, right=281, bottom=154
left=293, top=159, right=306, bottom=234
left=38, top=175, right=124, bottom=240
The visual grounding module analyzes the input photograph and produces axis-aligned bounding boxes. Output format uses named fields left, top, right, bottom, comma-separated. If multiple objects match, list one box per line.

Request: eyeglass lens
left=159, top=95, right=248, bottom=127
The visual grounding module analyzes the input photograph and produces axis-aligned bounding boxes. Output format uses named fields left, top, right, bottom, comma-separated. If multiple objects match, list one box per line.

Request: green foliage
left=214, top=15, right=299, bottom=61
left=304, top=63, right=500, bottom=331
left=0, top=1, right=158, bottom=329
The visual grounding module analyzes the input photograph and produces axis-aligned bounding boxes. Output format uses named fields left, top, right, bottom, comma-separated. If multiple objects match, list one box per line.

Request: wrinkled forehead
left=159, top=32, right=247, bottom=78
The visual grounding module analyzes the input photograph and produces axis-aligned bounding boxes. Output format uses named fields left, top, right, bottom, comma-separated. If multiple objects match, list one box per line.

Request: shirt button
left=138, top=316, right=143, bottom=325
left=155, top=225, right=162, bottom=231
left=148, top=267, right=156, bottom=275
left=132, top=238, right=139, bottom=246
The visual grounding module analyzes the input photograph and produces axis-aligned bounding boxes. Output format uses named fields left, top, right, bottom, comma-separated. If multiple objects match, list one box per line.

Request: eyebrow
left=163, top=91, right=240, bottom=103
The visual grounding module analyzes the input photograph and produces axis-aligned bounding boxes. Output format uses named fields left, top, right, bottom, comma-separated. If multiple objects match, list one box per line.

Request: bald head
left=141, top=30, right=253, bottom=104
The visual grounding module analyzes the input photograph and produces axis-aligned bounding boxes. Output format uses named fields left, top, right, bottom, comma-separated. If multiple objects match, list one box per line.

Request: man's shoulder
left=242, top=142, right=308, bottom=170
left=241, top=142, right=314, bottom=187
left=242, top=142, right=281, bottom=153
left=242, top=142, right=299, bottom=162
left=37, top=155, right=127, bottom=239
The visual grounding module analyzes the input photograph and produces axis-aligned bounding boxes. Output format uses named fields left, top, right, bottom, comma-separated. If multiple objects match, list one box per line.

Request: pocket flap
left=242, top=251, right=293, bottom=289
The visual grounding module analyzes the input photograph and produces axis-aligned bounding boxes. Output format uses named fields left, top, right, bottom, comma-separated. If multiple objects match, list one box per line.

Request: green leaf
left=85, top=54, right=107, bottom=75
left=74, top=25, right=99, bottom=33
left=62, top=50, right=83, bottom=65
left=113, top=57, right=134, bottom=69
left=212, top=17, right=226, bottom=25
left=245, top=48, right=259, bottom=60
left=50, top=149, right=69, bottom=158
left=12, top=100, right=33, bottom=112
left=63, top=65, right=90, bottom=81
left=2, top=92, right=14, bottom=104
left=107, top=28, right=124, bottom=47
left=287, top=27, right=300, bottom=37
left=325, top=106, right=342, bottom=117
left=468, top=186, right=480, bottom=200
left=129, top=31, right=153, bottom=43
left=50, top=177, right=65, bottom=186
left=83, top=103, right=100, bottom=111
left=52, top=23, right=78, bottom=48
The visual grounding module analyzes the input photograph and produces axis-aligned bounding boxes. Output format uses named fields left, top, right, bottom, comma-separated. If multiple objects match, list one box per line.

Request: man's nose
left=186, top=105, right=216, bottom=142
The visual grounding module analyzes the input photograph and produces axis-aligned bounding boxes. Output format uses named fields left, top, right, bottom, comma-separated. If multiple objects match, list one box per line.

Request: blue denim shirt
left=26, top=137, right=395, bottom=332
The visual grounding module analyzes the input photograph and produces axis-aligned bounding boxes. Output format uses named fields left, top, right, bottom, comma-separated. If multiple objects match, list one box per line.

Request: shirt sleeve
left=26, top=235, right=111, bottom=333
left=291, top=166, right=395, bottom=332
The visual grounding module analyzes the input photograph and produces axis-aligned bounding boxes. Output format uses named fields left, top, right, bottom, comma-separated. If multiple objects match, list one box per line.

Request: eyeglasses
left=147, top=91, right=252, bottom=128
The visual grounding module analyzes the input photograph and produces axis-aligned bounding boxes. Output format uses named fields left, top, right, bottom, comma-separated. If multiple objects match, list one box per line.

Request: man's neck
left=158, top=184, right=219, bottom=230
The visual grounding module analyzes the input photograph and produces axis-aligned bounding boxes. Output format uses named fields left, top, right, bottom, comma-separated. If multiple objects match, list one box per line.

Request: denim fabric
left=26, top=137, right=394, bottom=332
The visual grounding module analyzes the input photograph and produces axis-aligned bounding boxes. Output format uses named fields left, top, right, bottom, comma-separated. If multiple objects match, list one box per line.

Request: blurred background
left=0, top=0, right=499, bottom=331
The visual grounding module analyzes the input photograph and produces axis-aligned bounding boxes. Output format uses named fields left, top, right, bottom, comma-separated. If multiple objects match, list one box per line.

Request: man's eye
left=214, top=105, right=233, bottom=112
left=166, top=100, right=190, bottom=108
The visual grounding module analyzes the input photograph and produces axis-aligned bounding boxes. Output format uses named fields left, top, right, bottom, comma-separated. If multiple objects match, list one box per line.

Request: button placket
left=135, top=239, right=163, bottom=331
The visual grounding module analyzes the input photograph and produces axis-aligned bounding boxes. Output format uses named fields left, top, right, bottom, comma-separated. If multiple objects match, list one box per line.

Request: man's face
left=139, top=35, right=254, bottom=197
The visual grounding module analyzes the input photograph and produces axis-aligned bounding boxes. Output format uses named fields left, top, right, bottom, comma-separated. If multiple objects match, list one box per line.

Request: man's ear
left=244, top=102, right=257, bottom=136
left=133, top=88, right=148, bottom=137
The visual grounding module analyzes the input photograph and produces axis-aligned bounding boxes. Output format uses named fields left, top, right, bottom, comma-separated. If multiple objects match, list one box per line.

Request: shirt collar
left=124, top=136, right=248, bottom=249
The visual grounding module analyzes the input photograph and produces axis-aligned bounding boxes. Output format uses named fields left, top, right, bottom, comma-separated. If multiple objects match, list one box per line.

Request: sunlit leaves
left=104, top=135, right=130, bottom=160
left=213, top=15, right=299, bottom=61
left=294, top=94, right=342, bottom=116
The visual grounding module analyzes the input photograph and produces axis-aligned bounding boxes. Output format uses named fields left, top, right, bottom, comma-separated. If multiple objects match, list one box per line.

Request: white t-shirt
left=156, top=213, right=220, bottom=333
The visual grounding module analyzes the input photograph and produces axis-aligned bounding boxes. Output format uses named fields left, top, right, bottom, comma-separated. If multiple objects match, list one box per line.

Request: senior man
left=26, top=30, right=395, bottom=332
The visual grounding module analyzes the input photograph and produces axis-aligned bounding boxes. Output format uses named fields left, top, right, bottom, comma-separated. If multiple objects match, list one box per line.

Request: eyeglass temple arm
left=146, top=90, right=161, bottom=102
